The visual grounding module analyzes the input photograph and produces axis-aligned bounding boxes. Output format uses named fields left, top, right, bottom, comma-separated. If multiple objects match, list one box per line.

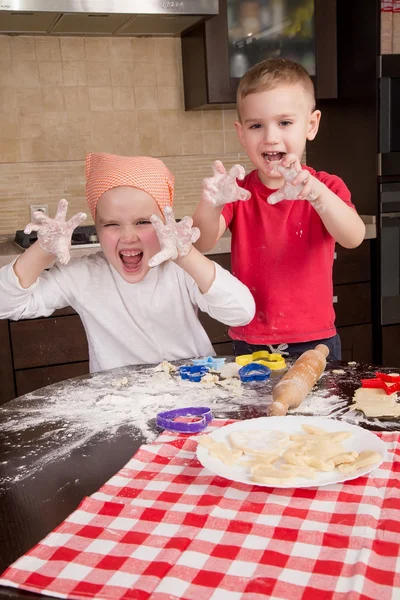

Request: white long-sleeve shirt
left=0, top=253, right=255, bottom=372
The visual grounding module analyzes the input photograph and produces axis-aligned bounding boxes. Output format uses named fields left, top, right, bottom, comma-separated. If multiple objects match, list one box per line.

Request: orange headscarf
left=86, top=153, right=174, bottom=220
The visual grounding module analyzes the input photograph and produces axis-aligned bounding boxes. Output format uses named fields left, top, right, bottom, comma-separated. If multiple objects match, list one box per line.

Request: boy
left=0, top=153, right=255, bottom=372
left=193, top=58, right=365, bottom=360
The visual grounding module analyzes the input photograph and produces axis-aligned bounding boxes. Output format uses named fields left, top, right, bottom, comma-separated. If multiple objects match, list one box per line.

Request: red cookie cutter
left=360, top=372, right=400, bottom=395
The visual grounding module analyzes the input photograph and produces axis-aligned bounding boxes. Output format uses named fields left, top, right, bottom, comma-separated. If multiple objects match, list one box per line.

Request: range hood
left=0, top=0, right=219, bottom=36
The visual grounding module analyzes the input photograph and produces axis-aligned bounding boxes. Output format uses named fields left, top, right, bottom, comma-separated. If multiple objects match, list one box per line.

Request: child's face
left=235, top=83, right=321, bottom=188
left=96, top=186, right=162, bottom=283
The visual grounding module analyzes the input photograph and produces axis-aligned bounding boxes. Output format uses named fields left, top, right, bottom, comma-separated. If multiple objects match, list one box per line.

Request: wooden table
left=0, top=359, right=399, bottom=599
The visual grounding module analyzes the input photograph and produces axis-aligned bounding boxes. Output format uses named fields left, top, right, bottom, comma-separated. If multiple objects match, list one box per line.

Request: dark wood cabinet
left=382, top=325, right=400, bottom=368
left=181, top=0, right=338, bottom=110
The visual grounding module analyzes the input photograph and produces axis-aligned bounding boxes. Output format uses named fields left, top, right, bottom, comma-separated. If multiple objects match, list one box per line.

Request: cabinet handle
left=333, top=295, right=338, bottom=304
left=334, top=252, right=337, bottom=259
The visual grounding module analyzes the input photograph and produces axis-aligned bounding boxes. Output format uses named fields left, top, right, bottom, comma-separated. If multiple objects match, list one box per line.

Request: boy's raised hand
left=148, top=206, right=200, bottom=267
left=267, top=154, right=322, bottom=205
left=202, top=160, right=251, bottom=207
left=24, top=199, right=87, bottom=265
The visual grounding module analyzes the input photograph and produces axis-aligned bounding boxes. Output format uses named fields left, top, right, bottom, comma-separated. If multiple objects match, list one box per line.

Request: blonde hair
left=237, top=58, right=316, bottom=118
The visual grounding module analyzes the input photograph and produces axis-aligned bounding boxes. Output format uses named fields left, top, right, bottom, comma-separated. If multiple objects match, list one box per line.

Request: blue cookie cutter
left=178, top=365, right=210, bottom=382
left=192, top=356, right=226, bottom=370
left=156, top=406, right=213, bottom=433
left=239, top=362, right=271, bottom=382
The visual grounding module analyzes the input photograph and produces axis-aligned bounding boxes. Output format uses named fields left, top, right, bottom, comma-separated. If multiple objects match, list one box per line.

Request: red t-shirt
left=222, top=167, right=355, bottom=344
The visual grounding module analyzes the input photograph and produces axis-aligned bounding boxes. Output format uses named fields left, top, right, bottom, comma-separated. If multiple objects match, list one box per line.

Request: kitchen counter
left=0, top=215, right=377, bottom=268
left=0, top=358, right=399, bottom=598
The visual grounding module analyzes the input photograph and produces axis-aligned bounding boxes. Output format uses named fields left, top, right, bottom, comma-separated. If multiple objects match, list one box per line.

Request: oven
left=380, top=182, right=400, bottom=325
left=379, top=56, right=400, bottom=177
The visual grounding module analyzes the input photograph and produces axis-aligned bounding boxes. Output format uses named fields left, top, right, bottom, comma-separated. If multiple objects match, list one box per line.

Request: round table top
left=0, top=358, right=399, bottom=597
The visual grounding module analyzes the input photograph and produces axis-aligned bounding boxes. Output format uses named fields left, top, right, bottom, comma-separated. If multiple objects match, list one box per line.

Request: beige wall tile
left=109, top=38, right=133, bottom=61
left=111, top=62, right=134, bottom=86
left=38, top=62, right=64, bottom=86
left=0, top=37, right=11, bottom=61
left=84, top=38, right=110, bottom=61
left=112, top=87, right=135, bottom=111
left=10, top=37, right=36, bottom=61
left=153, top=38, right=180, bottom=66
left=64, top=87, right=90, bottom=111
left=60, top=38, right=85, bottom=61
left=157, top=86, right=182, bottom=110
left=202, top=111, right=223, bottom=131
left=0, top=61, right=13, bottom=87
left=63, top=62, right=87, bottom=86
left=181, top=111, right=202, bottom=132
left=203, top=131, right=225, bottom=155
left=137, top=109, right=160, bottom=155
left=86, top=61, right=111, bottom=87
left=35, top=38, right=61, bottom=62
left=15, top=89, right=43, bottom=116
left=224, top=130, right=243, bottom=153
left=182, top=131, right=204, bottom=155
left=13, top=62, right=40, bottom=87
left=88, top=87, right=113, bottom=111
left=0, top=138, right=20, bottom=162
left=155, top=62, right=180, bottom=87
left=0, top=88, right=14, bottom=113
left=133, top=62, right=156, bottom=86
left=132, top=38, right=154, bottom=63
left=223, top=110, right=238, bottom=130
left=42, top=87, right=65, bottom=112
left=0, top=114, right=19, bottom=139
left=113, top=110, right=137, bottom=137
left=19, top=114, right=42, bottom=139
left=135, top=86, right=158, bottom=110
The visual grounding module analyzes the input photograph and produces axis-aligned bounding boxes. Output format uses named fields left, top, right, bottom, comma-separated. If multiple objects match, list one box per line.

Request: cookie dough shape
left=229, top=429, right=289, bottom=455
left=352, top=387, right=400, bottom=417
left=197, top=435, right=242, bottom=466
left=337, top=451, right=381, bottom=473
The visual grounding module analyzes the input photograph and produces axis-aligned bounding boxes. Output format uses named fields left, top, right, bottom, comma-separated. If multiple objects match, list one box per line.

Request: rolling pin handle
left=315, top=344, right=330, bottom=359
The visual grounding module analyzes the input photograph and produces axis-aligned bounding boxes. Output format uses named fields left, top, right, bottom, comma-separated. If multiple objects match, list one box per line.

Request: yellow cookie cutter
left=235, top=350, right=286, bottom=370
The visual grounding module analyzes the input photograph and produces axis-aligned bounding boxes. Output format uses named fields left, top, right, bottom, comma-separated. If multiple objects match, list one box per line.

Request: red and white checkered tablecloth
left=1, top=420, right=400, bottom=600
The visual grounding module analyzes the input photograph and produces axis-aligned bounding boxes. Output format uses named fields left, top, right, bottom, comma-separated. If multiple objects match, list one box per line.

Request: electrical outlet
left=30, top=204, right=49, bottom=222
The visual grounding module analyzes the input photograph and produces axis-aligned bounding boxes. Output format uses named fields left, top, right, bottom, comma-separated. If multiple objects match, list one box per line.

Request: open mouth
left=262, top=151, right=285, bottom=164
left=119, top=250, right=143, bottom=272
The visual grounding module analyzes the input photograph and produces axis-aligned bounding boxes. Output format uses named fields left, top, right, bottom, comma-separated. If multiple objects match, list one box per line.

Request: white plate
left=196, top=416, right=387, bottom=488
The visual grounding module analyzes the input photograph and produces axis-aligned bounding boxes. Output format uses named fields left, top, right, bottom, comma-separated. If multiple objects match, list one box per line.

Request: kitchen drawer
left=337, top=324, right=372, bottom=363
left=10, top=315, right=89, bottom=369
left=333, top=241, right=371, bottom=285
left=15, top=361, right=90, bottom=397
left=0, top=320, right=15, bottom=405
left=333, top=282, right=371, bottom=327
left=382, top=325, right=400, bottom=368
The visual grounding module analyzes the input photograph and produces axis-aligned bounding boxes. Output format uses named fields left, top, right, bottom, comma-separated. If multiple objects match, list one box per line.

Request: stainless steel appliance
left=0, top=0, right=218, bottom=36
left=380, top=183, right=400, bottom=326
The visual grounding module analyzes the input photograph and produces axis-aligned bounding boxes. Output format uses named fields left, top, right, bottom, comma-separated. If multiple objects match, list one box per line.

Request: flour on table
left=0, top=362, right=262, bottom=486
left=352, top=387, right=400, bottom=417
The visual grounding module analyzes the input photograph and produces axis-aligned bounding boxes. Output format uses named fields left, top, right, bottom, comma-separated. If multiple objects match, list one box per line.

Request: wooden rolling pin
left=268, top=344, right=330, bottom=416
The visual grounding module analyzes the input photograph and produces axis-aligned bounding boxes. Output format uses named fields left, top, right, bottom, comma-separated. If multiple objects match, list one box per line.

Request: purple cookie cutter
left=156, top=406, right=213, bottom=433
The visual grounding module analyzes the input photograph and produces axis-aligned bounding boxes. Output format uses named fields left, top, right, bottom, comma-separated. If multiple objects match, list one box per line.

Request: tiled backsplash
left=0, top=35, right=250, bottom=234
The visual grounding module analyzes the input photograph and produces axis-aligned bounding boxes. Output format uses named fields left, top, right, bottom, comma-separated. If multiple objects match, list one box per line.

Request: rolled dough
left=352, top=387, right=400, bottom=417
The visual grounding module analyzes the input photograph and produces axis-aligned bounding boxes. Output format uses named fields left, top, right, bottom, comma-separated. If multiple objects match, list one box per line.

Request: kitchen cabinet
left=0, top=243, right=374, bottom=405
left=181, top=0, right=338, bottom=110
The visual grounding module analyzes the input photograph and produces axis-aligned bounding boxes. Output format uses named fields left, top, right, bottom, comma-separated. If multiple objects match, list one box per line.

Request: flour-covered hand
left=202, top=160, right=251, bottom=207
left=267, top=155, right=322, bottom=205
left=148, top=206, right=200, bottom=267
left=24, top=199, right=87, bottom=265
